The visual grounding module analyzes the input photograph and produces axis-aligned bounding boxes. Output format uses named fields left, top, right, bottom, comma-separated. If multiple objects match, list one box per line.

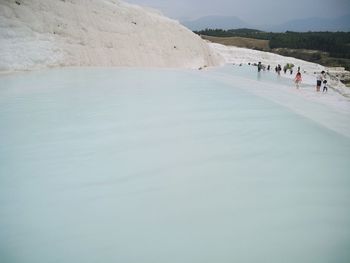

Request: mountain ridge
left=182, top=14, right=350, bottom=32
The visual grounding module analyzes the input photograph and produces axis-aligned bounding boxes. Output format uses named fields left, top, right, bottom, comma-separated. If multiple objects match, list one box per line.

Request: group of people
left=316, top=70, right=328, bottom=92
left=292, top=69, right=328, bottom=92
left=256, top=62, right=328, bottom=92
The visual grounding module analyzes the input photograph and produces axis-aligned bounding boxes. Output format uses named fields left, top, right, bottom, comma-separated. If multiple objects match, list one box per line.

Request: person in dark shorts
left=316, top=71, right=325, bottom=92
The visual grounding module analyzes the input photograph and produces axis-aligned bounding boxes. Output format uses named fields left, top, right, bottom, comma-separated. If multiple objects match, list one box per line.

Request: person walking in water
left=294, top=71, right=302, bottom=89
left=322, top=80, right=328, bottom=92
left=276, top=64, right=282, bottom=75
left=257, top=62, right=262, bottom=72
left=316, top=71, right=325, bottom=92
left=283, top=65, right=287, bottom=74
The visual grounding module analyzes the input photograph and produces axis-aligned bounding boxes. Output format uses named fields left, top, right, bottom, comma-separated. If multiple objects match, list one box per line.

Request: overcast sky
left=124, top=0, right=350, bottom=24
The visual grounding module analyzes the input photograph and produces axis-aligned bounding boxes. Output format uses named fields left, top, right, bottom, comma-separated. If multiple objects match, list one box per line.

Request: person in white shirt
left=316, top=71, right=325, bottom=92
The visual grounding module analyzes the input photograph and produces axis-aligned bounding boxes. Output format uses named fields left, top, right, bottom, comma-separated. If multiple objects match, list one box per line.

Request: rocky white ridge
left=0, top=0, right=223, bottom=72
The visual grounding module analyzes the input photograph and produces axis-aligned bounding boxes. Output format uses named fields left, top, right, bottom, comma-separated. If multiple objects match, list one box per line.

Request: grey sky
left=124, top=0, right=350, bottom=24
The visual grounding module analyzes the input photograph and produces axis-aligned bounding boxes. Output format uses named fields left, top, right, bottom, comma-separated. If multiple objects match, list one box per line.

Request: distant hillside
left=196, top=29, right=350, bottom=56
left=182, top=16, right=250, bottom=31
left=265, top=14, right=350, bottom=32
left=195, top=28, right=268, bottom=39
left=182, top=14, right=350, bottom=32
left=201, top=35, right=269, bottom=51
left=198, top=29, right=350, bottom=70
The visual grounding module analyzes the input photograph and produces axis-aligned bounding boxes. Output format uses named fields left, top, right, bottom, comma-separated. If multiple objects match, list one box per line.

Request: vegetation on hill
left=269, top=32, right=350, bottom=59
left=195, top=29, right=350, bottom=70
left=195, top=28, right=269, bottom=39
left=200, top=35, right=269, bottom=50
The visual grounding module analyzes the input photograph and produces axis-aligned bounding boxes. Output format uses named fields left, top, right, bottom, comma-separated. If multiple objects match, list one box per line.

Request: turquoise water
left=1, top=68, right=350, bottom=263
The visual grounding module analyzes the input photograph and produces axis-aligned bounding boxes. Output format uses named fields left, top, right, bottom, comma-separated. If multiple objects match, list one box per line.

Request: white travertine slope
left=209, top=42, right=350, bottom=97
left=0, top=0, right=223, bottom=71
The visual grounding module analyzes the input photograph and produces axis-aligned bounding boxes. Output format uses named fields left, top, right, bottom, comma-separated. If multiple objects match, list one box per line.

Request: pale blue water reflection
left=1, top=68, right=350, bottom=263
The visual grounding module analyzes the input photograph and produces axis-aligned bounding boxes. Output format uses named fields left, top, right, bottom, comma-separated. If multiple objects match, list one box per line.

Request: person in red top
left=294, top=71, right=302, bottom=89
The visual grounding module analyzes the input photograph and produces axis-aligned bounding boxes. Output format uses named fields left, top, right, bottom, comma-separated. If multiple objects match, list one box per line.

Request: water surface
left=1, top=67, right=350, bottom=263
